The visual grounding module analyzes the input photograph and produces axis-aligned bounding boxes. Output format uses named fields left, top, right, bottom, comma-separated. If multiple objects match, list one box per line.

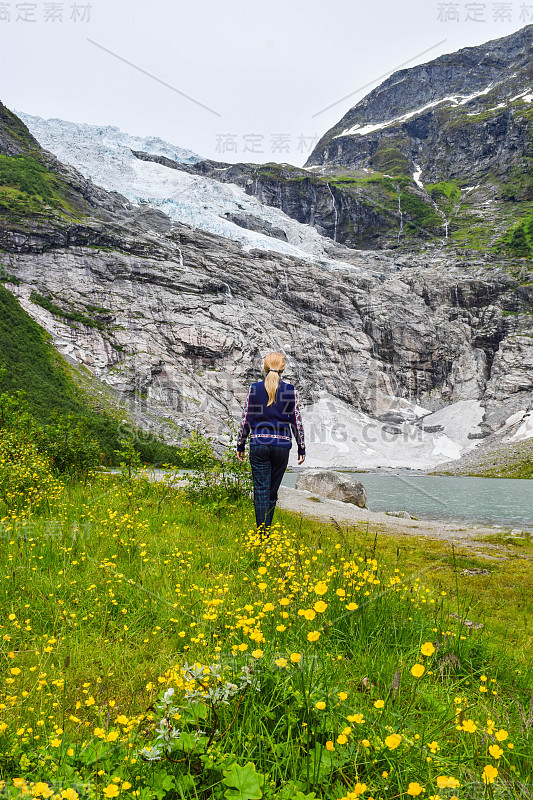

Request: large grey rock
left=296, top=470, right=367, bottom=508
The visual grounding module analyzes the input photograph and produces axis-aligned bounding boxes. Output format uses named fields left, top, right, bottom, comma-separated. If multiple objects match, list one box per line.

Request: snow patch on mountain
left=510, top=88, right=532, bottom=101
left=504, top=410, right=533, bottom=443
left=18, top=113, right=362, bottom=270
left=335, top=85, right=496, bottom=138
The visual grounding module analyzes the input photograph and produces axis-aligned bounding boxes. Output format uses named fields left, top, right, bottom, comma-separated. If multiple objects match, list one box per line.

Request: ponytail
left=263, top=352, right=286, bottom=406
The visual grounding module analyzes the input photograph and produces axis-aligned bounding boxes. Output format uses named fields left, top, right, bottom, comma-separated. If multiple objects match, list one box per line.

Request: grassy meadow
left=1, top=463, right=532, bottom=800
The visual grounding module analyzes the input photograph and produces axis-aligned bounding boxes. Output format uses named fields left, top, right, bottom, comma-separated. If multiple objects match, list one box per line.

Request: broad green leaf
left=223, top=761, right=264, bottom=800
left=175, top=731, right=197, bottom=752
left=149, top=772, right=176, bottom=800
left=179, top=700, right=208, bottom=723
left=275, top=786, right=317, bottom=800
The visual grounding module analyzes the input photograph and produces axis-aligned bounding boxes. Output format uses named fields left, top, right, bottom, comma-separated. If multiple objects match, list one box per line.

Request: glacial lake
left=281, top=473, right=533, bottom=532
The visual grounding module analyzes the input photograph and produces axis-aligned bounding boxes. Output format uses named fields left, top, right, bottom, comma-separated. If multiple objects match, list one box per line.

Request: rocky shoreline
left=433, top=437, right=533, bottom=478
left=276, top=486, right=532, bottom=544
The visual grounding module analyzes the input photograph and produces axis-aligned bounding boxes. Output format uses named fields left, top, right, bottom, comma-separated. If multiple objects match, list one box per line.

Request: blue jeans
left=249, top=445, right=290, bottom=533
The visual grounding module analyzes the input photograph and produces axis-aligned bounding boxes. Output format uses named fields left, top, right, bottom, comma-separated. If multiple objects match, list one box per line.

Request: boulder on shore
left=295, top=470, right=367, bottom=508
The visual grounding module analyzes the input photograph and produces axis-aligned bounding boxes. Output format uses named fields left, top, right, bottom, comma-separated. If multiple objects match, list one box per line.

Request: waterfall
left=413, top=165, right=424, bottom=189
left=413, top=168, right=449, bottom=240
left=397, top=191, right=404, bottom=244
left=431, top=202, right=449, bottom=239
left=326, top=183, right=338, bottom=242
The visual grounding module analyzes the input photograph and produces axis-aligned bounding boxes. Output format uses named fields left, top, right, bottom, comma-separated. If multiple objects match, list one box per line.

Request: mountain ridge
left=307, top=23, right=533, bottom=160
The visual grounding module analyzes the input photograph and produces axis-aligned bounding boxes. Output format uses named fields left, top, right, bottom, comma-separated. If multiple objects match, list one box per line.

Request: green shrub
left=35, top=412, right=102, bottom=479
left=179, top=431, right=253, bottom=513
left=0, top=392, right=63, bottom=518
left=0, top=286, right=184, bottom=466
left=500, top=211, right=533, bottom=257
left=30, top=291, right=107, bottom=330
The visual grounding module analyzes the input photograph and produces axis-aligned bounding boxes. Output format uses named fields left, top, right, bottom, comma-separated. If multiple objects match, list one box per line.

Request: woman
left=236, top=352, right=306, bottom=535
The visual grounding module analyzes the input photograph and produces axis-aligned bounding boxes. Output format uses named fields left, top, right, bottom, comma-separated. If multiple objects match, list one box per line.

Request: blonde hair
left=263, top=352, right=286, bottom=406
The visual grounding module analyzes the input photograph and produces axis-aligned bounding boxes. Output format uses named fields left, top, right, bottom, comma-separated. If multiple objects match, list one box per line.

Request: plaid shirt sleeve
left=236, top=387, right=253, bottom=452
left=291, top=388, right=306, bottom=456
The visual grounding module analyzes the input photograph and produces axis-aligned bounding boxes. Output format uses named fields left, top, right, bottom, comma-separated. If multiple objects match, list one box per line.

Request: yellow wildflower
left=385, top=733, right=402, bottom=749
left=482, top=765, right=498, bottom=785
left=32, top=784, right=54, bottom=798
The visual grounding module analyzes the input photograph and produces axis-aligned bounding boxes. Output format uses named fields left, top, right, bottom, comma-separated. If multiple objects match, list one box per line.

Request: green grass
left=500, top=210, right=533, bottom=258
left=279, top=512, right=533, bottom=657
left=0, top=154, right=85, bottom=220
left=367, top=139, right=411, bottom=177
left=0, top=154, right=56, bottom=199
left=0, top=474, right=531, bottom=799
left=399, top=191, right=443, bottom=234
left=29, top=291, right=109, bottom=331
left=425, top=180, right=462, bottom=223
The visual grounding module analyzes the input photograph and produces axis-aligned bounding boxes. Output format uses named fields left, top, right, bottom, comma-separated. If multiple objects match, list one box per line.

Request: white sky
left=1, top=0, right=529, bottom=166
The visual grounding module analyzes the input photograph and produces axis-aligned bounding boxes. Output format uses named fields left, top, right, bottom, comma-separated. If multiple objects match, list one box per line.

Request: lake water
left=281, top=472, right=533, bottom=532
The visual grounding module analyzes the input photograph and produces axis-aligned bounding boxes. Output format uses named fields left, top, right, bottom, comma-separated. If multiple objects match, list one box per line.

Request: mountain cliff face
left=305, top=25, right=533, bottom=253
left=113, top=27, right=533, bottom=255
left=308, top=25, right=532, bottom=180
left=1, top=27, right=533, bottom=468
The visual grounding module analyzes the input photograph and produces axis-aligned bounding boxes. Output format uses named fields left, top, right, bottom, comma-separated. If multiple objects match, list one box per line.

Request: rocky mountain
left=106, top=26, right=532, bottom=257
left=17, top=113, right=363, bottom=267
left=305, top=24, right=533, bottom=252
left=308, top=24, right=532, bottom=180
left=1, top=26, right=533, bottom=469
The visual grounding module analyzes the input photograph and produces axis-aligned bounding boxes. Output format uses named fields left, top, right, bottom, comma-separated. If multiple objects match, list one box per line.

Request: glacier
left=18, top=113, right=363, bottom=270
